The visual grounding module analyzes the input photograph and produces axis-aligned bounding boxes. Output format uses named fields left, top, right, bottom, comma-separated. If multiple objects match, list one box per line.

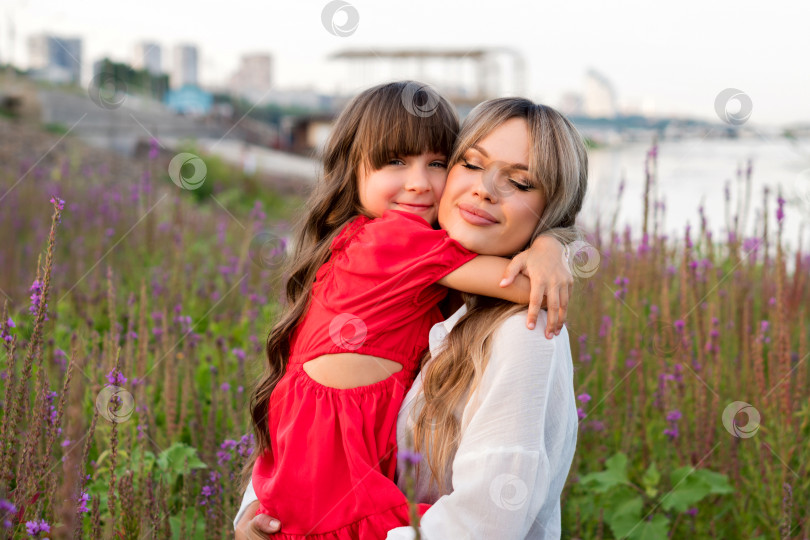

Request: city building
left=172, top=44, right=198, bottom=89
left=228, top=53, right=273, bottom=104
left=27, top=34, right=82, bottom=84
left=165, top=85, right=212, bottom=115
left=133, top=42, right=162, bottom=75
left=583, top=68, right=617, bottom=118
left=558, top=91, right=585, bottom=116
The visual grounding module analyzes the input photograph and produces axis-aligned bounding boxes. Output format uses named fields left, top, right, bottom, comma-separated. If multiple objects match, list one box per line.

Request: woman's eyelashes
left=461, top=159, right=533, bottom=192
left=509, top=180, right=532, bottom=192
left=461, top=160, right=483, bottom=171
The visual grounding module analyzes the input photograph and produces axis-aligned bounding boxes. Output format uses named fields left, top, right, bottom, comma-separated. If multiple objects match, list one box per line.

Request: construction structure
left=329, top=47, right=526, bottom=107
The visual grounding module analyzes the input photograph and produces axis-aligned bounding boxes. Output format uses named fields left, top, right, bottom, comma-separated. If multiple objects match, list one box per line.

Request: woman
left=236, top=97, right=586, bottom=539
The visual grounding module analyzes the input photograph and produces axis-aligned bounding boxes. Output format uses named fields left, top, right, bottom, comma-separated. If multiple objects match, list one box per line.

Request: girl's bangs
left=357, top=93, right=458, bottom=171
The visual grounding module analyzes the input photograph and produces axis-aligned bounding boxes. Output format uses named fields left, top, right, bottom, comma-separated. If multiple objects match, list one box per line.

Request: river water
left=583, top=136, right=810, bottom=251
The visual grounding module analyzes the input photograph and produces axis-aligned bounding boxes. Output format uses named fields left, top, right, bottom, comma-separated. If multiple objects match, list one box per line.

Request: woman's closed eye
left=461, top=159, right=483, bottom=171
left=509, top=179, right=532, bottom=191
left=463, top=160, right=533, bottom=192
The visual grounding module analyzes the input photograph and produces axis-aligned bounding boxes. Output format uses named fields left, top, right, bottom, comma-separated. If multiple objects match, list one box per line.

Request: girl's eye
left=388, top=158, right=405, bottom=166
left=509, top=179, right=533, bottom=192
left=430, top=161, right=447, bottom=168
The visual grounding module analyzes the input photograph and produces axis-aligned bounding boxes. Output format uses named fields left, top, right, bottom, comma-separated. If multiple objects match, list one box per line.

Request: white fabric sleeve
left=233, top=479, right=259, bottom=531
left=388, top=314, right=576, bottom=539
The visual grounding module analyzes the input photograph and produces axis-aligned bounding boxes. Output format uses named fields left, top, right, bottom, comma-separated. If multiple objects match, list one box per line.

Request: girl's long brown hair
left=240, top=81, right=459, bottom=491
left=411, top=98, right=589, bottom=494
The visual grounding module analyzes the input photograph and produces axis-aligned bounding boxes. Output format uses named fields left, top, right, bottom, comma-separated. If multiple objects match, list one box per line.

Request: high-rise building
left=133, top=42, right=162, bottom=75
left=172, top=44, right=198, bottom=89
left=583, top=69, right=617, bottom=118
left=229, top=53, right=273, bottom=104
left=27, top=34, right=82, bottom=84
left=558, top=91, right=585, bottom=116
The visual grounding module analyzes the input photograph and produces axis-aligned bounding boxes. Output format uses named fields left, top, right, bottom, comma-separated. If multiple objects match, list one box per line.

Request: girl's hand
left=235, top=501, right=281, bottom=539
left=500, top=235, right=572, bottom=338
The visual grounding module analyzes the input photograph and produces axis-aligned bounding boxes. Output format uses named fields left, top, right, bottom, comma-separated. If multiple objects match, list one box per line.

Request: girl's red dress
left=252, top=210, right=477, bottom=539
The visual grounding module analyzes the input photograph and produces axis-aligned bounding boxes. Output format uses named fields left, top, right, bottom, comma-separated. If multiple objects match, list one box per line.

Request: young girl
left=244, top=81, right=569, bottom=539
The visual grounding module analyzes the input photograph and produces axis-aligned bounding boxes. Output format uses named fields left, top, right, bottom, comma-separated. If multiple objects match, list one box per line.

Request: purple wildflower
left=598, top=315, right=612, bottom=338
left=106, top=369, right=127, bottom=386
left=664, top=409, right=682, bottom=440
left=613, top=276, right=629, bottom=300
left=25, top=519, right=50, bottom=536
left=29, top=279, right=49, bottom=321
left=216, top=450, right=232, bottom=465
left=776, top=195, right=785, bottom=223
left=50, top=196, right=65, bottom=212
left=1, top=317, right=14, bottom=344
left=54, top=348, right=67, bottom=370
left=760, top=320, right=770, bottom=334
left=198, top=471, right=222, bottom=516
left=585, top=420, right=605, bottom=432
left=148, top=138, right=160, bottom=160
left=77, top=492, right=90, bottom=513
left=398, top=449, right=422, bottom=465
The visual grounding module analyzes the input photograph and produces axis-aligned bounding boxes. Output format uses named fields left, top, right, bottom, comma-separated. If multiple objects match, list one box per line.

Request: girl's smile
left=357, top=153, right=447, bottom=224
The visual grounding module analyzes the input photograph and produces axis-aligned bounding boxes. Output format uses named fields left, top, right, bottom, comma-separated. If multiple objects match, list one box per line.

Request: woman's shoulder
left=490, top=310, right=571, bottom=364
left=495, top=309, right=566, bottom=343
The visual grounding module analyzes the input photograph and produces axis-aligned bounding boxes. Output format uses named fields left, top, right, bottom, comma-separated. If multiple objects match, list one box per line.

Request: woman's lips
left=457, top=203, right=498, bottom=225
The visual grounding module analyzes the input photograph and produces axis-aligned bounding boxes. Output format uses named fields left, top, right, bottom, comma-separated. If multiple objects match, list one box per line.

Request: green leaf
left=156, top=442, right=207, bottom=486
left=661, top=466, right=711, bottom=513
left=641, top=462, right=660, bottom=498
left=694, top=469, right=734, bottom=495
left=158, top=442, right=207, bottom=473
left=603, top=485, right=643, bottom=538
left=627, top=513, right=669, bottom=540
left=567, top=494, right=596, bottom=522
left=131, top=447, right=157, bottom=471
left=579, top=452, right=630, bottom=493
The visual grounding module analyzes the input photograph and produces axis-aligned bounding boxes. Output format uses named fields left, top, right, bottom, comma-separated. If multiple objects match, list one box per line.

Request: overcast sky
left=3, top=0, right=808, bottom=126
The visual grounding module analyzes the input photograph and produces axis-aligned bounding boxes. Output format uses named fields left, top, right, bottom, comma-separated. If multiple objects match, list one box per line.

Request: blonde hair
left=412, top=98, right=588, bottom=494
left=240, top=81, right=458, bottom=492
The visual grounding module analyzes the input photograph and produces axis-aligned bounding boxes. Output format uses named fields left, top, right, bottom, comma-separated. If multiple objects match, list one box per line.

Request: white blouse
left=235, top=305, right=578, bottom=539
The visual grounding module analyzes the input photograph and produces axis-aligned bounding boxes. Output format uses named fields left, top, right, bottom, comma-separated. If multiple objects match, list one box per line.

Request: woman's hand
left=235, top=501, right=281, bottom=539
left=500, top=234, right=572, bottom=338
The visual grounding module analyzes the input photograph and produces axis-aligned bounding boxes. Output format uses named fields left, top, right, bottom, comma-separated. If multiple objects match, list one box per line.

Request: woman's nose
left=472, top=165, right=500, bottom=202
